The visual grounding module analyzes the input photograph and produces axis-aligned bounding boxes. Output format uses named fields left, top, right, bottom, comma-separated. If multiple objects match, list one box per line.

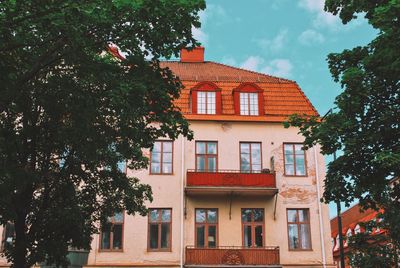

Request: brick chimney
left=180, top=47, right=204, bottom=62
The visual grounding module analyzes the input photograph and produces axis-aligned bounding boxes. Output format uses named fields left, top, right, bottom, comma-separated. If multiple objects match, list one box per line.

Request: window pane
left=163, top=142, right=172, bottom=153
left=196, top=142, right=206, bottom=154
left=241, top=153, right=250, bottom=170
left=150, top=209, right=159, bottom=222
left=284, top=154, right=294, bottom=164
left=153, top=142, right=161, bottom=153
left=198, top=92, right=206, bottom=114
left=242, top=209, right=252, bottom=222
left=149, top=224, right=159, bottom=249
left=294, top=144, right=304, bottom=154
left=207, top=142, right=217, bottom=154
left=196, top=209, right=206, bottom=223
left=163, top=152, right=172, bottom=163
left=254, top=209, right=264, bottom=222
left=240, top=143, right=250, bottom=153
left=295, top=155, right=306, bottom=175
left=162, top=163, right=172, bottom=174
left=287, top=210, right=297, bottom=222
left=101, top=228, right=110, bottom=249
left=288, top=224, right=299, bottom=249
left=151, top=163, right=161, bottom=173
left=208, top=157, right=216, bottom=172
left=298, top=209, right=309, bottom=222
left=162, top=209, right=171, bottom=222
left=208, top=226, right=217, bottom=248
left=197, top=156, right=206, bottom=171
left=252, top=164, right=262, bottom=172
left=285, top=164, right=294, bottom=175
left=114, top=212, right=124, bottom=223
left=196, top=226, right=205, bottom=248
left=161, top=223, right=170, bottom=249
left=284, top=144, right=293, bottom=155
left=244, top=225, right=252, bottom=247
left=300, top=224, right=311, bottom=249
left=207, top=210, right=217, bottom=223
left=151, top=152, right=161, bottom=163
left=251, top=144, right=261, bottom=164
left=112, top=225, right=123, bottom=250
left=255, top=225, right=263, bottom=247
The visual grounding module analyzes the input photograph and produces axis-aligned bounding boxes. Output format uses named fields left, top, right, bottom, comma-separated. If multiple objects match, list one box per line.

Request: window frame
left=1, top=222, right=15, bottom=253
left=195, top=141, right=218, bottom=172
left=197, top=91, right=216, bottom=115
left=241, top=208, right=265, bottom=248
left=147, top=208, right=172, bottom=252
left=195, top=208, right=219, bottom=248
left=240, top=142, right=262, bottom=173
left=286, top=208, right=312, bottom=251
left=233, top=83, right=264, bottom=116
left=191, top=82, right=222, bottom=115
left=99, top=212, right=125, bottom=252
left=239, top=92, right=259, bottom=116
left=150, top=140, right=174, bottom=175
left=283, top=143, right=308, bottom=177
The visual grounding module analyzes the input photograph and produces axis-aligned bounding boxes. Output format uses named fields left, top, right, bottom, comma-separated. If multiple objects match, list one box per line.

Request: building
left=0, top=47, right=335, bottom=268
left=330, top=204, right=383, bottom=268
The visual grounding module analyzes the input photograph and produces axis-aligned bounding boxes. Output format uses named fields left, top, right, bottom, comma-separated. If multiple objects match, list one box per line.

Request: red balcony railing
left=186, top=169, right=276, bottom=188
left=185, top=246, right=280, bottom=266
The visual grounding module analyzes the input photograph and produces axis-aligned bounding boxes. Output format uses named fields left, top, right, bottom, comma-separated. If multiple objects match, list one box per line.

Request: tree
left=0, top=0, right=204, bottom=267
left=285, top=0, right=400, bottom=266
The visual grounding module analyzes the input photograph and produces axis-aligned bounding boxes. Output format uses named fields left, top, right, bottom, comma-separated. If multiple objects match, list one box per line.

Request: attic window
left=233, top=83, right=264, bottom=116
left=191, top=82, right=221, bottom=115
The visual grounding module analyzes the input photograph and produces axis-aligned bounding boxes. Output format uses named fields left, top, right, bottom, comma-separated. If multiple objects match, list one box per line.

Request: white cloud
left=221, top=56, right=237, bottom=66
left=240, top=56, right=264, bottom=72
left=261, top=59, right=293, bottom=78
left=298, top=29, right=325, bottom=46
left=239, top=56, right=293, bottom=78
left=192, top=25, right=208, bottom=46
left=298, top=0, right=340, bottom=30
left=256, top=29, right=288, bottom=52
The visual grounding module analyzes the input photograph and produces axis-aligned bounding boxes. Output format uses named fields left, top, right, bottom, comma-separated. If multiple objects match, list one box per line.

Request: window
left=287, top=209, right=311, bottom=250
left=334, top=234, right=339, bottom=251
left=196, top=141, right=217, bottom=172
left=345, top=228, right=352, bottom=247
left=1, top=222, right=14, bottom=252
left=354, top=224, right=361, bottom=234
left=195, top=209, right=218, bottom=248
left=240, top=142, right=262, bottom=173
left=242, top=209, right=264, bottom=247
left=148, top=208, right=172, bottom=251
left=150, top=141, right=173, bottom=174
left=284, top=143, right=306, bottom=176
left=240, top=93, right=259, bottom=115
left=100, top=212, right=124, bottom=251
left=197, top=91, right=216, bottom=114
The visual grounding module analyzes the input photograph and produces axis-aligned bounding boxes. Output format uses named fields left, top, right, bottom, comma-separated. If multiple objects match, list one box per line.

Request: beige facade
left=85, top=122, right=335, bottom=268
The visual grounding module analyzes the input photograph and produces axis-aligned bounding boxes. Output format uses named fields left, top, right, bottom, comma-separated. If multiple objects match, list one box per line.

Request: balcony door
left=195, top=209, right=218, bottom=248
left=242, top=208, right=264, bottom=247
left=196, top=141, right=217, bottom=172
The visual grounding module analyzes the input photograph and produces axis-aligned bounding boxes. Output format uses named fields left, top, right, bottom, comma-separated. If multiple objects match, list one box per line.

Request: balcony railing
left=186, top=169, right=276, bottom=188
left=185, top=246, right=280, bottom=266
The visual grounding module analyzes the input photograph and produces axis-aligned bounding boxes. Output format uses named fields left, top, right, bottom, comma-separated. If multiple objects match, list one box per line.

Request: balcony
left=185, top=170, right=278, bottom=196
left=185, top=246, right=280, bottom=267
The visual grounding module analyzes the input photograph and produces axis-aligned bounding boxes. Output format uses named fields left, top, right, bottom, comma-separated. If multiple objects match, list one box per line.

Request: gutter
left=180, top=136, right=185, bottom=268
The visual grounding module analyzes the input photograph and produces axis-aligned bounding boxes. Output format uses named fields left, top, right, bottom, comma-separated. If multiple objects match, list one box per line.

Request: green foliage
left=286, top=1, right=399, bottom=266
left=0, top=0, right=204, bottom=267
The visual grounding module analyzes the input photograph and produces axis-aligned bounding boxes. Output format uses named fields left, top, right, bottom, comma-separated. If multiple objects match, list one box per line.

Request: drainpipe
left=180, top=136, right=185, bottom=268
left=314, top=145, right=327, bottom=268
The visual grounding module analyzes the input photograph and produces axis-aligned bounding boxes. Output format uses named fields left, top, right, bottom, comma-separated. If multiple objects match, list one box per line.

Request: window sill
left=149, top=173, right=174, bottom=176
left=147, top=249, right=172, bottom=252
left=288, top=248, right=313, bottom=252
left=98, top=249, right=124, bottom=253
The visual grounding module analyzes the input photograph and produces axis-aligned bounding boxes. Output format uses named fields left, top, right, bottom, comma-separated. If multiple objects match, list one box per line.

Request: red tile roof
left=160, top=61, right=319, bottom=122
left=330, top=204, right=378, bottom=237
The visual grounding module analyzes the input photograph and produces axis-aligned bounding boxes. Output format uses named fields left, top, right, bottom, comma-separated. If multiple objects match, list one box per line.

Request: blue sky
left=193, top=0, right=377, bottom=218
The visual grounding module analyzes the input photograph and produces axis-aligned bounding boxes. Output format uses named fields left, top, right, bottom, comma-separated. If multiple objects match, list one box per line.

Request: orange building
left=0, top=47, right=335, bottom=268
left=330, top=204, right=384, bottom=268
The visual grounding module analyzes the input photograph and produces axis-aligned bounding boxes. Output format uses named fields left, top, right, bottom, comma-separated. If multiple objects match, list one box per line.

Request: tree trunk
left=13, top=209, right=28, bottom=268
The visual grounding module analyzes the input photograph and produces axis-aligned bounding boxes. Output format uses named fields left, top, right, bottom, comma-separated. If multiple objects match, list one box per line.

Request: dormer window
left=191, top=82, right=221, bottom=115
left=240, top=92, right=259, bottom=115
left=233, top=83, right=264, bottom=116
left=198, top=91, right=216, bottom=114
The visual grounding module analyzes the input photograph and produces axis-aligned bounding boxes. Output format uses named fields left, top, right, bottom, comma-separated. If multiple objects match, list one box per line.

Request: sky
left=192, top=0, right=378, bottom=218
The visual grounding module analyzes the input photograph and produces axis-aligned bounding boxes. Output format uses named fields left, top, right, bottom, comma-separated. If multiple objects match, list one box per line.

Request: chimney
left=180, top=47, right=204, bottom=63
